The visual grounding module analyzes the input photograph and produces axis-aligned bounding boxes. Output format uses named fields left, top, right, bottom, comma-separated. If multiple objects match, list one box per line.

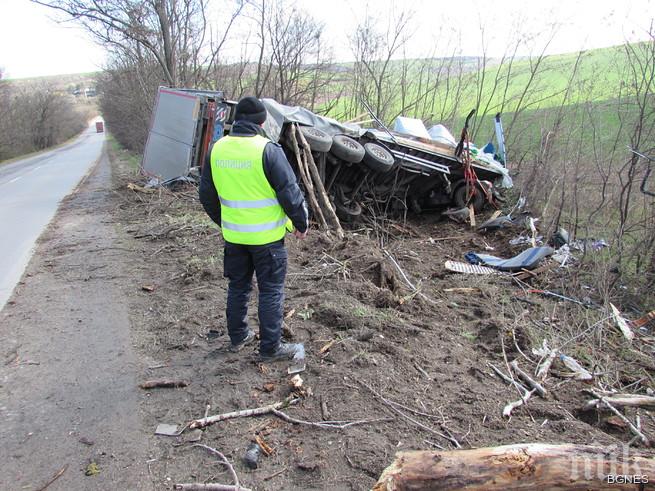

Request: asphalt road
left=0, top=121, right=105, bottom=310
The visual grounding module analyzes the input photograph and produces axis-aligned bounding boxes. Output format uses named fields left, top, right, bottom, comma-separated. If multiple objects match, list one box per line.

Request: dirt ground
left=109, top=143, right=655, bottom=490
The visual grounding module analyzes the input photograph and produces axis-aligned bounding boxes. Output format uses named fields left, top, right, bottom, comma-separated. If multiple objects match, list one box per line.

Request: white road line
left=8, top=176, right=21, bottom=183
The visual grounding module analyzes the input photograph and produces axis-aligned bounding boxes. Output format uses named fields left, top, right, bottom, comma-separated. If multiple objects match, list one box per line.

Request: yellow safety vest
left=210, top=134, right=290, bottom=245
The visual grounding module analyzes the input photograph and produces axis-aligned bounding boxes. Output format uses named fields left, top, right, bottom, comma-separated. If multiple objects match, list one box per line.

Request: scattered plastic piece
left=466, top=247, right=554, bottom=272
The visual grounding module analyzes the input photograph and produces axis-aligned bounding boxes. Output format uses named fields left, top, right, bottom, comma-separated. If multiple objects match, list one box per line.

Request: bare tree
left=32, top=0, right=245, bottom=87
left=348, top=9, right=413, bottom=123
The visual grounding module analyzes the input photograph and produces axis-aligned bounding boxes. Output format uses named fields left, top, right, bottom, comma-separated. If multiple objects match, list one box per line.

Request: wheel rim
left=340, top=137, right=358, bottom=150
left=370, top=146, right=388, bottom=161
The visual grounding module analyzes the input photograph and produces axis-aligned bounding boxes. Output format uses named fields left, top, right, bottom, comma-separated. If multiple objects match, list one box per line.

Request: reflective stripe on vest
left=221, top=218, right=288, bottom=233
left=218, top=195, right=280, bottom=209
left=210, top=134, right=289, bottom=245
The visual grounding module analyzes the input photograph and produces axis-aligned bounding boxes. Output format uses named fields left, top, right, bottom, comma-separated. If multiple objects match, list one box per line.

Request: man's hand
left=293, top=229, right=308, bottom=239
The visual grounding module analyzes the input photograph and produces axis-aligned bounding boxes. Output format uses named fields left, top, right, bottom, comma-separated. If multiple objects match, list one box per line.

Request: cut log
left=373, top=444, right=655, bottom=490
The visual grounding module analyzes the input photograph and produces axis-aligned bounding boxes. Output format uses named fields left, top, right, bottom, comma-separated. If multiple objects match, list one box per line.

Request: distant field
left=322, top=43, right=648, bottom=129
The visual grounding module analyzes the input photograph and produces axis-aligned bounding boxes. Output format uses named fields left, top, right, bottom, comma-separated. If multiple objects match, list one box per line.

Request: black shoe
left=229, top=330, right=256, bottom=352
left=259, top=342, right=304, bottom=362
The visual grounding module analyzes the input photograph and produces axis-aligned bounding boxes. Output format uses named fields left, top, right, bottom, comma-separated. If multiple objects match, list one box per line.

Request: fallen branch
left=590, top=390, right=650, bottom=446
left=288, top=125, right=328, bottom=230
left=583, top=394, right=655, bottom=411
left=189, top=398, right=297, bottom=429
left=295, top=125, right=344, bottom=240
left=139, top=379, right=190, bottom=389
left=510, top=360, right=547, bottom=398
left=373, top=444, right=655, bottom=490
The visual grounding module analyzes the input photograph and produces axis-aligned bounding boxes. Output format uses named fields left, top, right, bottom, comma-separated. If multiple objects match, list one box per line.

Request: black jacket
left=199, top=120, right=309, bottom=234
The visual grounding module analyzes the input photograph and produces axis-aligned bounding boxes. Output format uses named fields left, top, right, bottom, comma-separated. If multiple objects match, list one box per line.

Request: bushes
left=0, top=79, right=90, bottom=161
left=97, top=62, right=160, bottom=153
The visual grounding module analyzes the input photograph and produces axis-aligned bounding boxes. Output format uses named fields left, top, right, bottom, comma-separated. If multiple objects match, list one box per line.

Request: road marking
left=8, top=176, right=22, bottom=183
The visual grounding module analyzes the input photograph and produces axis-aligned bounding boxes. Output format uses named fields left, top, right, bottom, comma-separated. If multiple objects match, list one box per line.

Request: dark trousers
left=223, top=239, right=287, bottom=354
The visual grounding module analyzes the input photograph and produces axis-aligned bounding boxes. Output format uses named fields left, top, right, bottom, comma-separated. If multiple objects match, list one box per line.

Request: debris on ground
left=110, top=143, right=655, bottom=489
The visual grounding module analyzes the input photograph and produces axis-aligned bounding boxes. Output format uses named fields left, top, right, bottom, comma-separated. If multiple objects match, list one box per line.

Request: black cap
left=234, top=96, right=267, bottom=125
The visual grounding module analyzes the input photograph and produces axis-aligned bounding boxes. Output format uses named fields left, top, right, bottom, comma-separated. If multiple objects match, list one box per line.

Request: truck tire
left=330, top=135, right=365, bottom=163
left=362, top=142, right=395, bottom=173
left=333, top=188, right=362, bottom=222
left=453, top=183, right=486, bottom=212
left=299, top=126, right=332, bottom=153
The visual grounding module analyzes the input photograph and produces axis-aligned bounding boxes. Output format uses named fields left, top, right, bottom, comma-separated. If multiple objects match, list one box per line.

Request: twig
left=382, top=249, right=438, bottom=305
left=270, top=408, right=391, bottom=429
left=35, top=464, right=68, bottom=491
left=424, top=439, right=445, bottom=450
left=262, top=467, right=288, bottom=481
left=358, top=380, right=460, bottom=448
left=414, top=363, right=430, bottom=379
left=192, top=444, right=241, bottom=488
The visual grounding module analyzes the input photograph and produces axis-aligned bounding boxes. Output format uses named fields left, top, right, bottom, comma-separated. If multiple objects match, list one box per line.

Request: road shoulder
left=0, top=147, right=153, bottom=490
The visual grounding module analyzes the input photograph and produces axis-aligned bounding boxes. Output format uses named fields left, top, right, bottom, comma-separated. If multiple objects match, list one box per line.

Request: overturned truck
left=142, top=87, right=512, bottom=220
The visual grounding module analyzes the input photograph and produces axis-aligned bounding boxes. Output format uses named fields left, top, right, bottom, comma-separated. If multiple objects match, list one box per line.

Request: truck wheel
left=334, top=197, right=362, bottom=222
left=453, top=183, right=486, bottom=212
left=330, top=135, right=365, bottom=163
left=362, top=143, right=394, bottom=173
left=299, top=126, right=332, bottom=153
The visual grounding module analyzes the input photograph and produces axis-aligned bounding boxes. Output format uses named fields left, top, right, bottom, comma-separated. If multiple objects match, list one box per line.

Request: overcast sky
left=0, top=0, right=653, bottom=79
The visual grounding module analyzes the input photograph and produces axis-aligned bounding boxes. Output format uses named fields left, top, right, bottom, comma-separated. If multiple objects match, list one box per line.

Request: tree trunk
left=373, top=444, right=655, bottom=490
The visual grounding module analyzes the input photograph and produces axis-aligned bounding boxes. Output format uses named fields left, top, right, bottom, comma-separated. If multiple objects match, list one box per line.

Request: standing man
left=199, top=96, right=308, bottom=361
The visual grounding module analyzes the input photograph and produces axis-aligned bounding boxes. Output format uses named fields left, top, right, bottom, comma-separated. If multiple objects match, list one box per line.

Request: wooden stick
left=139, top=379, right=189, bottom=389
left=189, top=398, right=297, bottom=429
left=510, top=360, right=547, bottom=398
left=468, top=205, right=476, bottom=228
left=288, top=125, right=328, bottom=230
left=295, top=125, right=344, bottom=240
